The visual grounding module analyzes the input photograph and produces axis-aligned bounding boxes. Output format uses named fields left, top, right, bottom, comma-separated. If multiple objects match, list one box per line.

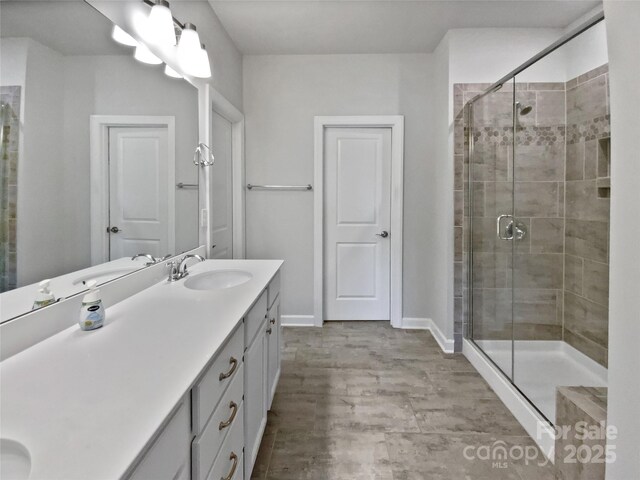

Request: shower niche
left=455, top=15, right=611, bottom=463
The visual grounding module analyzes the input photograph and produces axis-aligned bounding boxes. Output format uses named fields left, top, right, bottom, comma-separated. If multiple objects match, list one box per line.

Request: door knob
left=107, top=226, right=121, bottom=234
left=375, top=231, right=389, bottom=238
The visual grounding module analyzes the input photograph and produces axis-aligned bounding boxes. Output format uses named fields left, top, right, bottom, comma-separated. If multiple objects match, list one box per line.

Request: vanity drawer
left=193, top=326, right=244, bottom=435
left=245, top=290, right=268, bottom=347
left=205, top=405, right=244, bottom=480
left=128, top=400, right=190, bottom=480
left=267, top=270, right=281, bottom=308
left=192, top=364, right=244, bottom=480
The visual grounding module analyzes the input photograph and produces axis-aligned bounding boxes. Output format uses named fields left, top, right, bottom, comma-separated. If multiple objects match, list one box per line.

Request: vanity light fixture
left=134, top=44, right=162, bottom=64
left=145, top=0, right=176, bottom=46
left=177, top=23, right=203, bottom=76
left=191, top=44, right=212, bottom=79
left=112, top=25, right=138, bottom=47
left=164, top=64, right=183, bottom=79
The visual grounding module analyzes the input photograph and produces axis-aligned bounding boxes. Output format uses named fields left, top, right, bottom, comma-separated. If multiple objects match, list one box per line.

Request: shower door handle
left=497, top=215, right=526, bottom=241
left=497, top=215, right=513, bottom=240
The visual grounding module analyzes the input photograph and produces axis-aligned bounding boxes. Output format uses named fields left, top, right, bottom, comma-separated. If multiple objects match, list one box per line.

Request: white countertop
left=0, top=259, right=283, bottom=480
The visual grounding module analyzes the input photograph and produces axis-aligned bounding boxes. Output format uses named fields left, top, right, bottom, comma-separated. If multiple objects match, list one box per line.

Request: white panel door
left=210, top=110, right=233, bottom=259
left=108, top=126, right=171, bottom=259
left=324, top=127, right=392, bottom=320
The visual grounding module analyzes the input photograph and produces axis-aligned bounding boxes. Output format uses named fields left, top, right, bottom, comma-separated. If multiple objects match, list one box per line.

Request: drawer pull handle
left=219, top=357, right=238, bottom=381
left=221, top=452, right=238, bottom=480
left=266, top=327, right=272, bottom=335
left=270, top=318, right=276, bottom=325
left=219, top=401, right=238, bottom=430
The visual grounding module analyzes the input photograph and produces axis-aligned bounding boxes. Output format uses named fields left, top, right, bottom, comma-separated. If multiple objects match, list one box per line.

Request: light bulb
left=164, top=64, right=183, bottom=79
left=134, top=44, right=162, bottom=65
left=145, top=0, right=176, bottom=46
left=177, top=23, right=202, bottom=76
left=191, top=46, right=212, bottom=78
left=112, top=25, right=138, bottom=47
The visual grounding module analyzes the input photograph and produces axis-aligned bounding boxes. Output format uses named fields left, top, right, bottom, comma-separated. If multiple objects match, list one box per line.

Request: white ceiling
left=0, top=0, right=128, bottom=56
left=208, top=0, right=601, bottom=55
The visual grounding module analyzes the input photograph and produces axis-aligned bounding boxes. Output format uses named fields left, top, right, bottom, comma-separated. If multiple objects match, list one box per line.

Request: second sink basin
left=184, top=270, right=253, bottom=290
left=72, top=267, right=138, bottom=286
left=1, top=439, right=31, bottom=480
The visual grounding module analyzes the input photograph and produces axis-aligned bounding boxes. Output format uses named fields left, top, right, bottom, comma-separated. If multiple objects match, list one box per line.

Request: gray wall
left=603, top=1, right=640, bottom=477
left=243, top=54, right=434, bottom=320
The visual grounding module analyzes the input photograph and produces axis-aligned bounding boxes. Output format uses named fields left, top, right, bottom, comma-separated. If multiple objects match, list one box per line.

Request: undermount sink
left=72, top=267, right=138, bottom=286
left=1, top=439, right=31, bottom=480
left=184, top=270, right=253, bottom=290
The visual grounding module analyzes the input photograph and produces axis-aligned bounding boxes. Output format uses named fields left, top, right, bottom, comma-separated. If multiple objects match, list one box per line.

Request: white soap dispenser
left=78, top=280, right=105, bottom=331
left=32, top=279, right=56, bottom=310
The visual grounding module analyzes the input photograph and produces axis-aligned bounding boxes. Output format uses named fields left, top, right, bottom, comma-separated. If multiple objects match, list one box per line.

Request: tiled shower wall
left=454, top=82, right=567, bottom=350
left=454, top=64, right=610, bottom=367
left=563, top=65, right=610, bottom=367
left=0, top=86, right=20, bottom=292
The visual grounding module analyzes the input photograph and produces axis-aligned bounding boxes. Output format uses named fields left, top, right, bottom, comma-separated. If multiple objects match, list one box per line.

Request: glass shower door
left=469, top=79, right=515, bottom=379
left=511, top=75, right=567, bottom=422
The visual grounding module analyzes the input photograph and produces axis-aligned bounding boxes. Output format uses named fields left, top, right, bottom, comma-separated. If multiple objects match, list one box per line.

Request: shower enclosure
left=462, top=13, right=610, bottom=433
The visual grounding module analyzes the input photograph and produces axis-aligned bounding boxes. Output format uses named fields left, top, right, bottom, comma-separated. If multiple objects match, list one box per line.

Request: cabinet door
left=266, top=297, right=281, bottom=410
left=128, top=400, right=190, bottom=480
left=244, top=324, right=267, bottom=477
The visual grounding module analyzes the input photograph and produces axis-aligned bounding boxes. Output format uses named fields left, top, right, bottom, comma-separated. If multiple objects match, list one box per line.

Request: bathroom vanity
left=0, top=259, right=283, bottom=480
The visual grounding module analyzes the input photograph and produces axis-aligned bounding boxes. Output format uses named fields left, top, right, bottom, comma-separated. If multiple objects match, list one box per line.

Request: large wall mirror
left=0, top=0, right=200, bottom=322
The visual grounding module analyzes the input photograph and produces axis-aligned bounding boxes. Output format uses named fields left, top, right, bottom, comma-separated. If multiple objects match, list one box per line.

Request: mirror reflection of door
left=108, top=126, right=173, bottom=260
left=209, top=110, right=233, bottom=259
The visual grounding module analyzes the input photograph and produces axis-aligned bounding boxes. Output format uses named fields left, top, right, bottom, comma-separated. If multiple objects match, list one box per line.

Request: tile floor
left=251, top=321, right=561, bottom=480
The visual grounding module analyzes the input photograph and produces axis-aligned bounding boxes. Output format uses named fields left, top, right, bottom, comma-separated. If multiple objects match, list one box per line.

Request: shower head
left=516, top=102, right=533, bottom=116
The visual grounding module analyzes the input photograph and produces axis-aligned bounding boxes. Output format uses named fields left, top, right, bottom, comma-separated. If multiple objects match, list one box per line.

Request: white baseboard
left=400, top=317, right=430, bottom=329
left=281, top=315, right=318, bottom=327
left=400, top=317, right=455, bottom=353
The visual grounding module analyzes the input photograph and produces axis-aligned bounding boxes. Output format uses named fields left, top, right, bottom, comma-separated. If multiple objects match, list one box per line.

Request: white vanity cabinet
left=127, top=399, right=191, bottom=480
left=123, top=268, right=282, bottom=480
left=244, top=290, right=269, bottom=476
left=266, top=277, right=281, bottom=409
left=190, top=321, right=245, bottom=480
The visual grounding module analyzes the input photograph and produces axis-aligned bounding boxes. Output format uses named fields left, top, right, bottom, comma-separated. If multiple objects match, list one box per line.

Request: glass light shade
left=164, top=64, right=183, bottom=79
left=145, top=1, right=176, bottom=46
left=134, top=44, right=162, bottom=65
left=177, top=23, right=202, bottom=75
left=191, top=47, right=212, bottom=78
left=112, top=25, right=138, bottom=47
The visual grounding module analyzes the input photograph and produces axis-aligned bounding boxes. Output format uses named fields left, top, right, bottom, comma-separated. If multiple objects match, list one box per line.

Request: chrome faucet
left=179, top=254, right=205, bottom=276
left=167, top=254, right=205, bottom=282
left=131, top=253, right=156, bottom=266
left=132, top=253, right=172, bottom=266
